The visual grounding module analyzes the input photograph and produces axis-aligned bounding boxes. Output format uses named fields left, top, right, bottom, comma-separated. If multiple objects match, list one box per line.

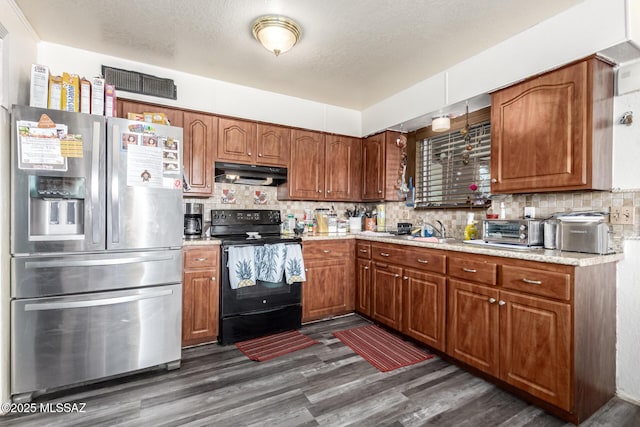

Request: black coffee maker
left=184, top=203, right=203, bottom=238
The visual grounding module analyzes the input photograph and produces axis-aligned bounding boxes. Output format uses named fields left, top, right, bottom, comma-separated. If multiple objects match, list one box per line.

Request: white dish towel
left=255, top=244, right=286, bottom=283
left=285, top=244, right=306, bottom=284
left=227, top=246, right=256, bottom=289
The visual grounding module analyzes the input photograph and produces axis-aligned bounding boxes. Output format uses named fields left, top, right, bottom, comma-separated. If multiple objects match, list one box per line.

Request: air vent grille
left=102, top=65, right=177, bottom=100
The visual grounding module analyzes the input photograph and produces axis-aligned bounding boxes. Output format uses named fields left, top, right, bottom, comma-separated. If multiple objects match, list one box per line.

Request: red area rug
left=333, top=324, right=433, bottom=372
left=235, top=330, right=320, bottom=362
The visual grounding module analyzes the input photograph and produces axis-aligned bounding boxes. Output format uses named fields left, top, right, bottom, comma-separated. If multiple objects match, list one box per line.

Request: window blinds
left=416, top=121, right=491, bottom=208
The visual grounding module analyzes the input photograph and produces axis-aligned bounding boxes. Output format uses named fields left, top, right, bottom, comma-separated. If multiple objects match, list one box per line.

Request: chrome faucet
left=435, top=220, right=446, bottom=239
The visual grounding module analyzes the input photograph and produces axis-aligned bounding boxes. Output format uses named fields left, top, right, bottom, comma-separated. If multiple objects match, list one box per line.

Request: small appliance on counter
left=482, top=219, right=544, bottom=247
left=184, top=202, right=204, bottom=238
left=557, top=211, right=614, bottom=254
left=396, top=222, right=413, bottom=235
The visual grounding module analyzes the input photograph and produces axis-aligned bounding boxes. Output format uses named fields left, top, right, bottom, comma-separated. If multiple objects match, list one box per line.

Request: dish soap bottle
left=464, top=213, right=478, bottom=240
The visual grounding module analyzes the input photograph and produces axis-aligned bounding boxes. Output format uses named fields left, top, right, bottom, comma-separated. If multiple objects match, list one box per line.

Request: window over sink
left=416, top=120, right=491, bottom=209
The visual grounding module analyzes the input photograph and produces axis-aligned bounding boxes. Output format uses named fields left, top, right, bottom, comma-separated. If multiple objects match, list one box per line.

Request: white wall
left=613, top=89, right=640, bottom=188
left=617, top=239, right=640, bottom=404
left=37, top=43, right=362, bottom=137
left=0, top=0, right=39, bottom=414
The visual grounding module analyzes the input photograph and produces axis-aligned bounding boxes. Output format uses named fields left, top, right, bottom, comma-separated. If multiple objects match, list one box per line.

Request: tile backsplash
left=185, top=185, right=640, bottom=252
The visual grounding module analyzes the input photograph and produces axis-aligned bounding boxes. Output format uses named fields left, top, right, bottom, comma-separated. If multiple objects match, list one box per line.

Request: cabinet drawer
left=184, top=246, right=219, bottom=269
left=403, top=249, right=446, bottom=275
left=371, top=244, right=406, bottom=265
left=304, top=241, right=352, bottom=260
left=501, top=265, right=571, bottom=301
left=356, top=242, right=371, bottom=259
left=448, top=256, right=497, bottom=285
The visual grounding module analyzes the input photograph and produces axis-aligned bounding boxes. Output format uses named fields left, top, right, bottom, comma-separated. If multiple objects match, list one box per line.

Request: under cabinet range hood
left=214, top=162, right=287, bottom=186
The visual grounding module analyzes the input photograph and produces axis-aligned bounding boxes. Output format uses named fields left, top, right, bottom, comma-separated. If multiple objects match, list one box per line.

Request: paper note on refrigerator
left=126, top=144, right=163, bottom=188
left=16, top=120, right=68, bottom=171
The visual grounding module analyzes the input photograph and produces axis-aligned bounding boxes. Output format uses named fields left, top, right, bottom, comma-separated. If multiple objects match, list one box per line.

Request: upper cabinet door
left=288, top=129, right=325, bottom=199
left=117, top=100, right=183, bottom=128
left=362, top=133, right=385, bottom=200
left=217, top=118, right=257, bottom=163
left=490, top=57, right=613, bottom=193
left=184, top=112, right=217, bottom=196
left=325, top=135, right=361, bottom=201
left=256, top=124, right=290, bottom=167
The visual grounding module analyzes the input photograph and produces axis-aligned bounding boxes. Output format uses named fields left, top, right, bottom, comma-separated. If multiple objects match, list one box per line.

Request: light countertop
left=183, top=232, right=623, bottom=267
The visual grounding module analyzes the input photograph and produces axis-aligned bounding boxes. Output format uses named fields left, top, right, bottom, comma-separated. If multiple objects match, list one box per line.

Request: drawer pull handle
left=417, top=259, right=429, bottom=264
left=498, top=300, right=506, bottom=306
left=462, top=268, right=477, bottom=273
left=195, top=258, right=207, bottom=262
left=380, top=253, right=390, bottom=257
left=521, top=278, right=542, bottom=285
left=363, top=266, right=369, bottom=270
left=323, top=250, right=331, bottom=253
left=489, top=298, right=496, bottom=304
left=359, top=249, right=368, bottom=253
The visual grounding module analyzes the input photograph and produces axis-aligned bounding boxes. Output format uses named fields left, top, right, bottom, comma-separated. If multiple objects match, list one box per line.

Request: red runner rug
left=333, top=324, right=433, bottom=372
left=235, top=330, right=319, bottom=362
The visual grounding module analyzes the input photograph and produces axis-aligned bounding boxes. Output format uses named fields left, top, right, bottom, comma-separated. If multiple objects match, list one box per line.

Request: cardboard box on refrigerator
left=80, top=77, right=91, bottom=114
left=104, top=84, right=116, bottom=117
left=48, top=75, right=63, bottom=110
left=91, top=77, right=105, bottom=116
left=29, top=64, right=49, bottom=108
left=61, top=72, right=80, bottom=112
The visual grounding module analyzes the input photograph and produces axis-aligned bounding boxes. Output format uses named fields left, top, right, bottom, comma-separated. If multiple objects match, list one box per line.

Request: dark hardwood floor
left=2, top=314, right=639, bottom=426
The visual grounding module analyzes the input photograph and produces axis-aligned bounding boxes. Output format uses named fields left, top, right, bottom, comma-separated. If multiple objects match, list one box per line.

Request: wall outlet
left=610, top=207, right=635, bottom=225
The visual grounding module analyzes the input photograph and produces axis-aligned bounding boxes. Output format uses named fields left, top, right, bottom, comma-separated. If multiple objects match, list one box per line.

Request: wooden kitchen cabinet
left=490, top=56, right=614, bottom=193
left=216, top=117, right=257, bottom=163
left=256, top=123, right=290, bottom=166
left=370, top=242, right=447, bottom=350
left=361, top=131, right=404, bottom=202
left=117, top=99, right=183, bottom=127
left=280, top=130, right=360, bottom=201
left=182, top=246, right=220, bottom=346
left=301, top=240, right=355, bottom=322
left=183, top=112, right=217, bottom=196
left=446, top=253, right=615, bottom=423
left=355, top=241, right=372, bottom=317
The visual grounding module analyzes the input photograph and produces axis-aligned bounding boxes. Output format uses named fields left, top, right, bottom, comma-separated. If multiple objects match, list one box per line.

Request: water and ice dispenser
left=29, top=175, right=85, bottom=240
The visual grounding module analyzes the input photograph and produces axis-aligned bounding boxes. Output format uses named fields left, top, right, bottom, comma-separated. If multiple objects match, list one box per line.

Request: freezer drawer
left=11, top=284, right=182, bottom=395
left=11, top=249, right=182, bottom=298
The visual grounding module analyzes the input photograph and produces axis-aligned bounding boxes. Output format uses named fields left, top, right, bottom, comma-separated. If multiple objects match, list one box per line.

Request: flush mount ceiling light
left=252, top=15, right=302, bottom=56
left=431, top=115, right=451, bottom=132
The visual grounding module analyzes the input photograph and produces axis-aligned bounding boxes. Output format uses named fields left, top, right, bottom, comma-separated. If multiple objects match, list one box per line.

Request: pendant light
left=252, top=15, right=302, bottom=56
left=431, top=114, right=450, bottom=132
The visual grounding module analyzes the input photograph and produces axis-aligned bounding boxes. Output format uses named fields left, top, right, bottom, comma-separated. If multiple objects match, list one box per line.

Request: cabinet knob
left=489, top=297, right=496, bottom=304
left=207, top=184, right=211, bottom=188
left=258, top=153, right=262, bottom=157
left=318, top=189, right=322, bottom=193
left=211, top=277, right=216, bottom=281
left=305, top=268, right=309, bottom=272
left=364, top=266, right=369, bottom=270
left=403, top=276, right=409, bottom=280
left=247, top=152, right=252, bottom=156
left=326, top=190, right=331, bottom=193
left=378, top=190, right=383, bottom=193
left=491, top=178, right=497, bottom=183
left=323, top=250, right=331, bottom=253
left=498, top=300, right=506, bottom=306
left=394, top=274, right=400, bottom=278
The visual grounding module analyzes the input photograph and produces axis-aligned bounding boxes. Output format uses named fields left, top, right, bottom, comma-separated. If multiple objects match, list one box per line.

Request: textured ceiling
left=15, top=0, right=583, bottom=110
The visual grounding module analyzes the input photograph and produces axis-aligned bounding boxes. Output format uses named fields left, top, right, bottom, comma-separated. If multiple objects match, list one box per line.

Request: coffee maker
left=184, top=203, right=203, bottom=238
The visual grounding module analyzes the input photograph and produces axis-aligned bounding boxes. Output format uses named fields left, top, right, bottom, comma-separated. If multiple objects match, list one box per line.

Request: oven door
left=220, top=245, right=302, bottom=317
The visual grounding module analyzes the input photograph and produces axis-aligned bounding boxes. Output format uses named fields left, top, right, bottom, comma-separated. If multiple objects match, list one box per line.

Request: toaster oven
left=482, top=219, right=544, bottom=246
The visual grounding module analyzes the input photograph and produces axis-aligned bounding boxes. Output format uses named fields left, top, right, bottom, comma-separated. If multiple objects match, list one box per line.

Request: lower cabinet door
left=447, top=279, right=500, bottom=376
left=371, top=263, right=403, bottom=329
left=356, top=258, right=372, bottom=317
left=182, top=269, right=219, bottom=346
left=402, top=269, right=446, bottom=351
left=499, top=290, right=572, bottom=411
left=302, top=258, right=351, bottom=322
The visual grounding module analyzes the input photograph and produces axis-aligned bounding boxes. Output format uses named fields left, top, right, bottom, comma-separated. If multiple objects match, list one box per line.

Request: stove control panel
left=210, top=209, right=281, bottom=225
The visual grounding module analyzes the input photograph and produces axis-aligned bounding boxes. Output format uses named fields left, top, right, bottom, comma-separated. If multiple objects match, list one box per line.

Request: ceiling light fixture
left=431, top=114, right=451, bottom=132
left=251, top=15, right=302, bottom=56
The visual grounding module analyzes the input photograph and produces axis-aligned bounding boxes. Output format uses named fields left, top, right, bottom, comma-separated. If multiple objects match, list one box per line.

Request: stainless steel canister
left=543, top=219, right=559, bottom=249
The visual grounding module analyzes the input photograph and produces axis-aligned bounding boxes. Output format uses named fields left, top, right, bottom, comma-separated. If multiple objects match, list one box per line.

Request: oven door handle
left=237, top=305, right=299, bottom=316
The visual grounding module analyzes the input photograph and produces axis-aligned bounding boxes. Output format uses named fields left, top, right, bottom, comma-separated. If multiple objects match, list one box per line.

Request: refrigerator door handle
left=23, top=289, right=174, bottom=311
left=91, top=121, right=101, bottom=244
left=24, top=254, right=174, bottom=269
left=111, top=123, right=120, bottom=244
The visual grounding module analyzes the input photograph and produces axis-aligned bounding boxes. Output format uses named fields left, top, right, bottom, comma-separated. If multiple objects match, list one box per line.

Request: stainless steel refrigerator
left=9, top=105, right=183, bottom=401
